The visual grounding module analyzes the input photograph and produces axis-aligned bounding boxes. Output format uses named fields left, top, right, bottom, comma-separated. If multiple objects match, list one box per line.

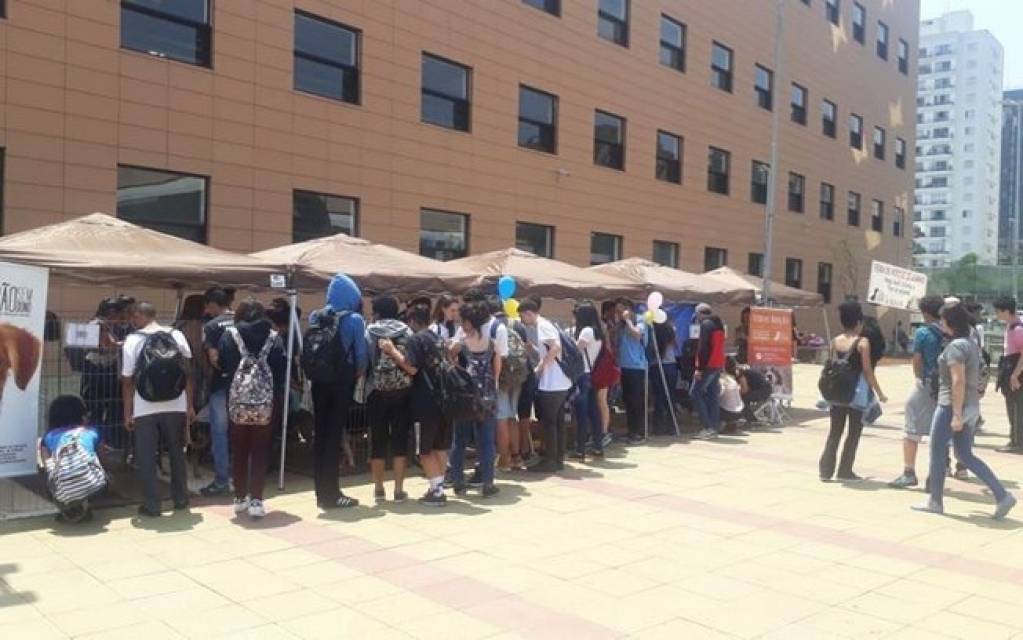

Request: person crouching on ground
left=217, top=302, right=286, bottom=519
left=40, top=395, right=107, bottom=524
left=913, top=302, right=1017, bottom=519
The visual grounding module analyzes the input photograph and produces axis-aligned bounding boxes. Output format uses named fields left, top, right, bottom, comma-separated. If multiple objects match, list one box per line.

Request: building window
left=750, top=161, right=770, bottom=204
left=293, top=190, right=358, bottom=242
left=847, top=191, right=861, bottom=226
left=790, top=83, right=808, bottom=125
left=898, top=38, right=909, bottom=74
left=120, top=0, right=211, bottom=67
left=421, top=53, right=471, bottom=131
left=522, top=0, right=560, bottom=16
left=117, top=165, right=207, bottom=243
left=420, top=209, right=468, bottom=260
left=876, top=21, right=889, bottom=60
left=788, top=172, right=805, bottom=213
left=748, top=252, right=765, bottom=277
left=294, top=11, right=360, bottom=105
left=852, top=3, right=865, bottom=43
left=785, top=258, right=803, bottom=289
left=895, top=137, right=906, bottom=169
left=0, top=1, right=5, bottom=19
left=660, top=15, right=686, bottom=72
left=871, top=200, right=884, bottom=232
left=873, top=126, right=886, bottom=160
left=754, top=65, right=773, bottom=110
left=820, top=182, right=835, bottom=220
left=656, top=131, right=682, bottom=184
left=704, top=247, right=728, bottom=271
left=849, top=113, right=863, bottom=149
left=825, top=0, right=840, bottom=25
left=822, top=99, right=837, bottom=137
left=893, top=207, right=905, bottom=238
left=653, top=240, right=679, bottom=268
left=516, top=222, right=554, bottom=258
left=711, top=42, right=733, bottom=92
left=817, top=262, right=833, bottom=303
left=590, top=232, right=622, bottom=265
left=597, top=0, right=628, bottom=47
left=518, top=86, right=557, bottom=154
left=594, top=110, right=626, bottom=170
left=0, top=148, right=5, bottom=234
left=707, top=147, right=731, bottom=195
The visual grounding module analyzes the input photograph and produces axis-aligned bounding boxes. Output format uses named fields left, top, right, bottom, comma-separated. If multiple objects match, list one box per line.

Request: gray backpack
left=227, top=328, right=276, bottom=425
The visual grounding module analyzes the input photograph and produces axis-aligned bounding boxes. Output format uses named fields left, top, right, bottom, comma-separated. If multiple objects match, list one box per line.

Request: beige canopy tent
left=450, top=248, right=638, bottom=299
left=703, top=266, right=824, bottom=307
left=251, top=233, right=478, bottom=295
left=0, top=213, right=315, bottom=289
left=589, top=258, right=756, bottom=305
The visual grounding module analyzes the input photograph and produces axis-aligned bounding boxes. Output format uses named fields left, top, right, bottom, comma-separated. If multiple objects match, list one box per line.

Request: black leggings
left=819, top=405, right=864, bottom=479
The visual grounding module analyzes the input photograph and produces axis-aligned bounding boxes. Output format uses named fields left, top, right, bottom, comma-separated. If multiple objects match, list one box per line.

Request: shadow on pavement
left=130, top=510, right=205, bottom=532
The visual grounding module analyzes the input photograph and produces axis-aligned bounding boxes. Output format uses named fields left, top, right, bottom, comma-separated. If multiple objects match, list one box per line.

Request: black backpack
left=818, top=337, right=861, bottom=404
left=133, top=331, right=188, bottom=402
left=556, top=327, right=586, bottom=386
left=301, top=311, right=351, bottom=384
left=419, top=334, right=483, bottom=422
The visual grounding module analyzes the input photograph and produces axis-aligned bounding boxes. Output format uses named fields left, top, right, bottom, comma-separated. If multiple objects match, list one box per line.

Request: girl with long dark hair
left=572, top=303, right=605, bottom=459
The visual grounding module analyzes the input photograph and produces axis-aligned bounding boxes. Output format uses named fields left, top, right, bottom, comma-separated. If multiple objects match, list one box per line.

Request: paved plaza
left=2, top=362, right=1023, bottom=639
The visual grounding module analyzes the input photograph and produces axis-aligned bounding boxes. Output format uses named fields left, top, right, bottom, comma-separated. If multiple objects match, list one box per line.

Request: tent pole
left=279, top=288, right=300, bottom=490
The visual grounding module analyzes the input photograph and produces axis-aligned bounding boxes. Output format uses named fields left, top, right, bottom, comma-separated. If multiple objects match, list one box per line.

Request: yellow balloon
left=503, top=298, right=519, bottom=317
left=643, top=310, right=654, bottom=324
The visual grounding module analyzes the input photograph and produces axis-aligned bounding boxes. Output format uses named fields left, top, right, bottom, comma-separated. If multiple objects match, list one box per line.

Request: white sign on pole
left=866, top=260, right=928, bottom=311
left=0, top=262, right=49, bottom=478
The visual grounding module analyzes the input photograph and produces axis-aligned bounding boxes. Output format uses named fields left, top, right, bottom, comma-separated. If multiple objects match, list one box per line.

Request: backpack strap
left=258, top=330, right=277, bottom=359
left=228, top=327, right=248, bottom=358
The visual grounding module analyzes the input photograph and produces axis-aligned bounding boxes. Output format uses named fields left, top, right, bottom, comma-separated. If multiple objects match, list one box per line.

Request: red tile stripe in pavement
left=550, top=476, right=1023, bottom=586
left=206, top=504, right=620, bottom=639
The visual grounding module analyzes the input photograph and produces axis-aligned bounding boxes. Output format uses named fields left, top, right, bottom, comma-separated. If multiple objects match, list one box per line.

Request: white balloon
left=647, top=291, right=664, bottom=311
left=653, top=308, right=668, bottom=324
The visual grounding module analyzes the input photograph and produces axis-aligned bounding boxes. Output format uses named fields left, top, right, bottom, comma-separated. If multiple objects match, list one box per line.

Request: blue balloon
left=498, top=275, right=516, bottom=300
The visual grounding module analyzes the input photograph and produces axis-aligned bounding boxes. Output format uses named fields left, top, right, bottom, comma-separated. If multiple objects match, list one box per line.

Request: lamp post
left=761, top=0, right=786, bottom=304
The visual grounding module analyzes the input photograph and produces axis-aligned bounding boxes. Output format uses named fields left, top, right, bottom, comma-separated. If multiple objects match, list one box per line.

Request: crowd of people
left=41, top=274, right=1018, bottom=524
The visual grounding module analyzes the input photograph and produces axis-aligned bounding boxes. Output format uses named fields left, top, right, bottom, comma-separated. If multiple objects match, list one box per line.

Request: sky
left=920, top=0, right=1023, bottom=90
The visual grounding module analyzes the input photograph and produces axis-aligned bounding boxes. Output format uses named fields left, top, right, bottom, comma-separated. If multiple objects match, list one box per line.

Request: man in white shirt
left=121, top=302, right=194, bottom=517
left=518, top=299, right=572, bottom=474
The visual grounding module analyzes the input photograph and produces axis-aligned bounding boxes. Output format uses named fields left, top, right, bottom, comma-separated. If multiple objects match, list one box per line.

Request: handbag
left=46, top=428, right=107, bottom=505
left=849, top=374, right=871, bottom=411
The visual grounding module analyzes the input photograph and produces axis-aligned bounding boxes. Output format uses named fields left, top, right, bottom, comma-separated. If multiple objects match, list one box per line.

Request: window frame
left=785, top=258, right=803, bottom=289
left=292, top=189, right=359, bottom=243
left=704, top=247, right=728, bottom=272
left=521, top=0, right=560, bottom=17
left=515, top=221, right=555, bottom=258
left=895, top=137, right=907, bottom=169
left=711, top=42, right=734, bottom=93
left=787, top=172, right=805, bottom=213
left=852, top=3, right=866, bottom=44
left=659, top=14, right=686, bottom=72
left=652, top=240, right=680, bottom=268
left=876, top=21, right=889, bottom=60
left=897, top=38, right=909, bottom=74
left=590, top=231, right=623, bottom=266
left=817, top=262, right=833, bottom=303
left=750, top=160, right=770, bottom=204
left=518, top=85, right=558, bottom=154
left=790, top=83, right=808, bottom=125
left=421, top=52, right=472, bottom=132
left=116, top=164, right=209, bottom=243
left=849, top=113, right=863, bottom=149
left=419, top=208, right=469, bottom=260
left=754, top=64, right=774, bottom=111
left=597, top=0, right=629, bottom=47
left=293, top=10, right=361, bottom=105
left=871, top=199, right=884, bottom=232
left=873, top=126, right=886, bottom=160
left=825, top=0, right=840, bottom=26
left=707, top=146, right=731, bottom=195
left=822, top=99, right=837, bottom=138
left=847, top=191, right=861, bottom=227
left=819, top=182, right=835, bottom=220
left=655, top=130, right=683, bottom=184
left=120, top=0, right=212, bottom=67
left=748, top=252, right=765, bottom=277
left=593, top=109, right=626, bottom=171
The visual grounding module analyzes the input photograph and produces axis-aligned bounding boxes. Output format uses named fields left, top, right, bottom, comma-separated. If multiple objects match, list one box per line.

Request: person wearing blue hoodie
left=308, top=273, right=368, bottom=509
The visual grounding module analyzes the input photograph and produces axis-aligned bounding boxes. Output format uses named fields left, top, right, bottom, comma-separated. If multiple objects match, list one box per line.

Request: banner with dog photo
left=0, top=262, right=48, bottom=478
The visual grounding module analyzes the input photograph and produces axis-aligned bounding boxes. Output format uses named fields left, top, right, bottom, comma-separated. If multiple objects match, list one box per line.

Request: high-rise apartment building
left=999, top=88, right=1023, bottom=263
left=0, top=1, right=917, bottom=312
left=914, top=11, right=1003, bottom=268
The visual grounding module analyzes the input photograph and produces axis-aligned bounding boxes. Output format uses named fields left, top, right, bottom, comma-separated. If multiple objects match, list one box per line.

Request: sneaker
left=137, top=504, right=161, bottom=518
left=233, top=497, right=251, bottom=514
left=953, top=465, right=969, bottom=480
left=694, top=429, right=718, bottom=440
left=199, top=481, right=230, bottom=497
left=601, top=433, right=614, bottom=449
left=319, top=493, right=360, bottom=510
left=888, top=472, right=918, bottom=489
left=627, top=435, right=646, bottom=445
left=247, top=499, right=265, bottom=518
left=452, top=482, right=468, bottom=496
left=481, top=484, right=500, bottom=498
left=466, top=472, right=483, bottom=486
left=835, top=473, right=864, bottom=482
left=419, top=490, right=447, bottom=507
left=911, top=499, right=944, bottom=515
left=173, top=500, right=190, bottom=511
left=374, top=488, right=386, bottom=502
left=993, top=493, right=1017, bottom=520
left=393, top=490, right=408, bottom=503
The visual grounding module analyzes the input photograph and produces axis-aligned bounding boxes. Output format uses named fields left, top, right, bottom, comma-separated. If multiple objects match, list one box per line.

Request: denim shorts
left=497, top=386, right=522, bottom=420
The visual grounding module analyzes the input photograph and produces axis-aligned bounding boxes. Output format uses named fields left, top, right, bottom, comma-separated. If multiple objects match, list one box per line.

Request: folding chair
left=753, top=394, right=791, bottom=425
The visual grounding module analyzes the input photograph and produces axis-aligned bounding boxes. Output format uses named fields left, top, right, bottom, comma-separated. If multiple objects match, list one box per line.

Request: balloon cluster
left=498, top=276, right=519, bottom=320
left=642, top=291, right=668, bottom=325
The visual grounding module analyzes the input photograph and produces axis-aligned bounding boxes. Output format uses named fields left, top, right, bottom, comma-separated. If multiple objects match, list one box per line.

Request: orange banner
left=748, top=307, right=793, bottom=367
